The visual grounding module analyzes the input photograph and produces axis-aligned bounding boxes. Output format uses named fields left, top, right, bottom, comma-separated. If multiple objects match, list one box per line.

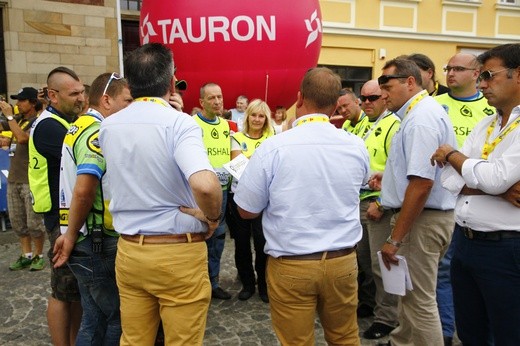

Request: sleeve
left=33, top=118, right=68, bottom=160
left=231, top=136, right=241, bottom=152
left=75, top=124, right=104, bottom=180
left=234, top=146, right=270, bottom=213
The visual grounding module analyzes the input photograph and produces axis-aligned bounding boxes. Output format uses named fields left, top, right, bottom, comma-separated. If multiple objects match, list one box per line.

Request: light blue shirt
left=99, top=100, right=215, bottom=235
left=381, top=92, right=457, bottom=210
left=230, top=108, right=245, bottom=131
left=234, top=114, right=370, bottom=258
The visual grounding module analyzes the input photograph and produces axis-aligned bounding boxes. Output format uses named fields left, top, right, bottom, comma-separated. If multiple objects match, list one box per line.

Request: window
left=499, top=0, right=519, bottom=4
left=120, top=0, right=142, bottom=11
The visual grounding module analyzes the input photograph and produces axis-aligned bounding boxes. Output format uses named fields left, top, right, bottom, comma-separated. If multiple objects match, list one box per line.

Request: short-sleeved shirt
left=3, top=116, right=37, bottom=184
left=99, top=98, right=215, bottom=235
left=381, top=91, right=457, bottom=210
left=234, top=113, right=370, bottom=258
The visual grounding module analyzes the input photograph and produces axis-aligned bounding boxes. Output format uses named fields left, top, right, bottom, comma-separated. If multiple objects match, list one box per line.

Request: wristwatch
left=6, top=115, right=14, bottom=121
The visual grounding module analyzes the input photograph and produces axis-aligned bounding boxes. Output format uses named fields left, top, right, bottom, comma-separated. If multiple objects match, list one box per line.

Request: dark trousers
left=228, top=194, right=267, bottom=293
left=451, top=225, right=520, bottom=346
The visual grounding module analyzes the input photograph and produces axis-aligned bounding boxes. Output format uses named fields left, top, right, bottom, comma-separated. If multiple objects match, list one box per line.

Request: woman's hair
left=243, top=99, right=272, bottom=135
left=274, top=106, right=287, bottom=121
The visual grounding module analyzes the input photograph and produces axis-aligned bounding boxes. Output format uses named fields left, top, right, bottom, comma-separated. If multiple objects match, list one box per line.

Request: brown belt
left=121, top=233, right=206, bottom=244
left=280, top=247, right=356, bottom=261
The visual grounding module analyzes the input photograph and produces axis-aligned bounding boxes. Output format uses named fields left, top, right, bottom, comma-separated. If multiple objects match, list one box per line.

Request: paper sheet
left=223, top=154, right=249, bottom=180
left=377, top=251, right=413, bottom=296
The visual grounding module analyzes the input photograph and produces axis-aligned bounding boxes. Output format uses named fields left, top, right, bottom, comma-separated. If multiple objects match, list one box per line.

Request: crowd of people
left=1, top=42, right=519, bottom=346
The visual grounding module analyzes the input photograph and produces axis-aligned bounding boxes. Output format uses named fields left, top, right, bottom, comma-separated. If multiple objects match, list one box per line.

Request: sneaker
left=29, top=255, right=45, bottom=271
left=9, top=255, right=32, bottom=271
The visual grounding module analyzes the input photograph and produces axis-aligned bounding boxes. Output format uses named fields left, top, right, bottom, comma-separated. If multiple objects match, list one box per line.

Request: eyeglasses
left=360, top=95, right=382, bottom=102
left=443, top=66, right=476, bottom=73
left=377, top=75, right=408, bottom=85
left=102, top=72, right=123, bottom=95
left=477, top=68, right=510, bottom=83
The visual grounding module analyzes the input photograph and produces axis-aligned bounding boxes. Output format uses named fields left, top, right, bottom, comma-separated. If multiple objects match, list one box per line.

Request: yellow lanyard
left=294, top=115, right=329, bottom=127
left=134, top=97, right=170, bottom=108
left=481, top=116, right=520, bottom=159
left=403, top=90, right=428, bottom=120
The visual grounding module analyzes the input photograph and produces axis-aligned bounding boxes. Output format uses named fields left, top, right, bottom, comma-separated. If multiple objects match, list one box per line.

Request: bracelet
left=205, top=212, right=222, bottom=223
left=386, top=236, right=402, bottom=248
left=445, top=150, right=459, bottom=162
left=374, top=197, right=384, bottom=212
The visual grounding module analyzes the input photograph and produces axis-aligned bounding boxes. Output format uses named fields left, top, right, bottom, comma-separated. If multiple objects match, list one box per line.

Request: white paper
left=223, top=154, right=249, bottom=180
left=1, top=170, right=7, bottom=178
left=377, top=251, right=413, bottom=296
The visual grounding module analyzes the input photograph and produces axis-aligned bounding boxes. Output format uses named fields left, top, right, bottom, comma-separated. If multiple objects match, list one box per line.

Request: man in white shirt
left=431, top=43, right=520, bottom=346
left=230, top=95, right=248, bottom=131
left=235, top=67, right=369, bottom=345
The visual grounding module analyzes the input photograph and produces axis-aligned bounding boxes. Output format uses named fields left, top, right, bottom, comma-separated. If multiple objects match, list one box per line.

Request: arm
left=0, top=102, right=30, bottom=143
left=380, top=176, right=433, bottom=270
left=238, top=206, right=260, bottom=219
left=187, top=169, right=223, bottom=237
left=53, top=174, right=99, bottom=267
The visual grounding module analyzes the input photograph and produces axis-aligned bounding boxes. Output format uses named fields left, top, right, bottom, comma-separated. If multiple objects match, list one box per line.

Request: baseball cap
left=10, top=87, right=38, bottom=100
left=175, top=80, right=187, bottom=91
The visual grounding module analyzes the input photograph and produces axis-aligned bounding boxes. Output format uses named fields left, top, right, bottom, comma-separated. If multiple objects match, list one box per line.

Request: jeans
left=68, top=236, right=121, bottom=346
left=451, top=226, right=520, bottom=346
left=436, top=230, right=455, bottom=338
left=206, top=190, right=227, bottom=289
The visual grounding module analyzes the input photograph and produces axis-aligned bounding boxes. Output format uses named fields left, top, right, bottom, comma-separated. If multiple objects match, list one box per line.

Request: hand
left=501, top=181, right=520, bottom=208
left=180, top=206, right=219, bottom=239
left=368, top=172, right=383, bottom=191
left=366, top=202, right=384, bottom=221
left=380, top=242, right=399, bottom=270
left=430, top=144, right=456, bottom=168
left=52, top=232, right=78, bottom=268
left=0, top=101, right=13, bottom=116
left=0, top=136, right=10, bottom=147
left=169, top=92, right=184, bottom=112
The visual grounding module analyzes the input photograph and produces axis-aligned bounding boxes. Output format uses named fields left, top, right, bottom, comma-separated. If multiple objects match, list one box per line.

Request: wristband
left=374, top=197, right=384, bottom=212
left=445, top=150, right=459, bottom=162
left=205, top=212, right=222, bottom=223
left=386, top=236, right=402, bottom=248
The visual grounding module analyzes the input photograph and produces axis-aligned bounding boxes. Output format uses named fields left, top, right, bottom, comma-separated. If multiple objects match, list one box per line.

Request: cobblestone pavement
left=0, top=229, right=388, bottom=345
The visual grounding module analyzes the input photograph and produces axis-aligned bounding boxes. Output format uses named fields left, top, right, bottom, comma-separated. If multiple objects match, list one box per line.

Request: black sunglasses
left=360, top=95, right=382, bottom=102
left=378, top=74, right=408, bottom=85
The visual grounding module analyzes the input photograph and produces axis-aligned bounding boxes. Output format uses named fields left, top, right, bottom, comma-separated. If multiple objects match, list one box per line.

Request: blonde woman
left=228, top=99, right=272, bottom=302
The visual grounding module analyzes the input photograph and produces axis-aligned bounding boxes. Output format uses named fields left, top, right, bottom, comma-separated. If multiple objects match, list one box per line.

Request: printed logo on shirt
left=211, top=128, right=219, bottom=139
left=68, top=125, right=79, bottom=135
left=460, top=105, right=473, bottom=118
left=483, top=107, right=495, bottom=116
left=87, top=131, right=102, bottom=155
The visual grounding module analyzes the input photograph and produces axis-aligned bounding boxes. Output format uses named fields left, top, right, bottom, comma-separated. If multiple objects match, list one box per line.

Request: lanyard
left=481, top=115, right=520, bottom=159
left=294, top=114, right=329, bottom=127
left=362, top=110, right=391, bottom=141
left=134, top=97, right=170, bottom=108
left=403, top=90, right=428, bottom=120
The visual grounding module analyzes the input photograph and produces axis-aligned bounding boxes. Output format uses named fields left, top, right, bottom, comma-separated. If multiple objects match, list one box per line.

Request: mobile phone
left=43, top=87, right=49, bottom=99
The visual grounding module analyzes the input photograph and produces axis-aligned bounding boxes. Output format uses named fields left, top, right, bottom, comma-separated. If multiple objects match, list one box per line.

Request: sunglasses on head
left=377, top=74, right=408, bottom=85
left=102, top=72, right=123, bottom=95
left=477, top=68, right=510, bottom=83
left=360, top=95, right=382, bottom=102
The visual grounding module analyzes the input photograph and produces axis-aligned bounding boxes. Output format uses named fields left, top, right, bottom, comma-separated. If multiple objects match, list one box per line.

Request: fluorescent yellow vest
left=28, top=112, right=70, bottom=213
left=232, top=131, right=271, bottom=158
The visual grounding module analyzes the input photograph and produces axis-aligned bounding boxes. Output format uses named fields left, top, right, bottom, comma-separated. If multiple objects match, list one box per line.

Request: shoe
left=238, top=288, right=254, bottom=301
left=9, top=255, right=32, bottom=271
left=29, top=255, right=45, bottom=271
left=357, top=304, right=374, bottom=318
left=443, top=336, right=453, bottom=346
left=363, top=322, right=395, bottom=339
left=259, top=293, right=269, bottom=303
left=211, top=287, right=231, bottom=300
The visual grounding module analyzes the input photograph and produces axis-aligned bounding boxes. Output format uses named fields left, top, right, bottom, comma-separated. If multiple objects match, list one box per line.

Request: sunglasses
left=477, top=68, right=509, bottom=83
left=360, top=95, right=382, bottom=102
left=102, top=72, right=123, bottom=95
left=443, top=66, right=476, bottom=73
left=377, top=74, right=408, bottom=85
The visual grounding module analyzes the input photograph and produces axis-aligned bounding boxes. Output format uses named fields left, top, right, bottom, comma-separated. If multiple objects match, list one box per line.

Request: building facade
left=1, top=0, right=519, bottom=98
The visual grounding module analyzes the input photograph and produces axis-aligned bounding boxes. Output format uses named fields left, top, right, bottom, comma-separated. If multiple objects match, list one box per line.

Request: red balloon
left=139, top=0, right=323, bottom=111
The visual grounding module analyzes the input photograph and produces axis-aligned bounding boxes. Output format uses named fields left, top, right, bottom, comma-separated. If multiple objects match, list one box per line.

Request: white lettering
left=186, top=17, right=206, bottom=43
left=153, top=15, right=277, bottom=44
left=256, top=15, right=276, bottom=41
left=231, top=16, right=254, bottom=41
left=209, top=16, right=230, bottom=42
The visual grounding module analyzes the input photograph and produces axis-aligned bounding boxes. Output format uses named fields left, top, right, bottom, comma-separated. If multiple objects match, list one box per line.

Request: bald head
left=445, top=53, right=480, bottom=96
left=360, top=79, right=386, bottom=119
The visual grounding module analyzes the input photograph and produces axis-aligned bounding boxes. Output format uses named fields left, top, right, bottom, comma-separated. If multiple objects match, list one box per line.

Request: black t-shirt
left=33, top=110, right=73, bottom=230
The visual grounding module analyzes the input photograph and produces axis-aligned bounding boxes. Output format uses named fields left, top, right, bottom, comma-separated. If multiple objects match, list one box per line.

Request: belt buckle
left=463, top=227, right=474, bottom=239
